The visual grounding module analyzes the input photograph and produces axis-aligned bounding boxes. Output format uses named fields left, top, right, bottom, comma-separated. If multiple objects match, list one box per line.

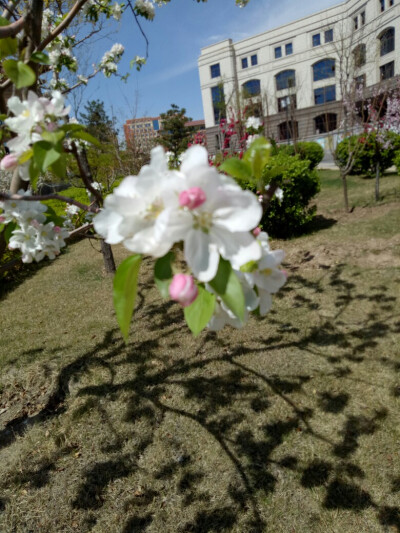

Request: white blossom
left=134, top=0, right=155, bottom=20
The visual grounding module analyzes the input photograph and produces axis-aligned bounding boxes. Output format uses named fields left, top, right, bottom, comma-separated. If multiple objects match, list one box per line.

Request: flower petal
left=184, top=229, right=219, bottom=282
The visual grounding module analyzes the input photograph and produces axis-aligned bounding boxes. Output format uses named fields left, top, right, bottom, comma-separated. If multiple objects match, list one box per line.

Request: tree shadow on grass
left=1, top=262, right=399, bottom=531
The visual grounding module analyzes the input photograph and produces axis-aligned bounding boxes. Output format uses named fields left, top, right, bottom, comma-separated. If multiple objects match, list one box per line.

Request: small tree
left=158, top=104, right=192, bottom=163
left=80, top=100, right=117, bottom=143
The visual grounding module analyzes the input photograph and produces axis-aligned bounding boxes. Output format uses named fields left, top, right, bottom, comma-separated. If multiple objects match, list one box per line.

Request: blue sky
left=77, top=0, right=342, bottom=129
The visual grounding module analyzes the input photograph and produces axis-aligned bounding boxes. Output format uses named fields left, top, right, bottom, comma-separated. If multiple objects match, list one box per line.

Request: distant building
left=123, top=117, right=205, bottom=151
left=198, top=0, right=400, bottom=152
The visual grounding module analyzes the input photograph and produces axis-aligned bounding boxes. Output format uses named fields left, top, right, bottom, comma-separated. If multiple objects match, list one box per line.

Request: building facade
left=198, top=0, right=400, bottom=152
left=123, top=117, right=205, bottom=151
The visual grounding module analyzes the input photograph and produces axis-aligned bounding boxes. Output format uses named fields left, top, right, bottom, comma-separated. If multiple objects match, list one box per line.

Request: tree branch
left=0, top=192, right=98, bottom=212
left=37, top=0, right=89, bottom=52
left=0, top=15, right=25, bottom=37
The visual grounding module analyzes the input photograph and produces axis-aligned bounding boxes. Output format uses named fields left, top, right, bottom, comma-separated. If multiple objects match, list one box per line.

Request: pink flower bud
left=54, top=226, right=61, bottom=233
left=179, top=187, right=206, bottom=210
left=253, top=227, right=261, bottom=237
left=0, top=154, right=18, bottom=171
left=169, top=274, right=198, bottom=307
left=0, top=216, right=5, bottom=223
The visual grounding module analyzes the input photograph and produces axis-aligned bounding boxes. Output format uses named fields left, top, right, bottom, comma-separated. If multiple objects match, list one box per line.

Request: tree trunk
left=375, top=161, right=380, bottom=202
left=341, top=172, right=350, bottom=213
left=100, top=239, right=116, bottom=274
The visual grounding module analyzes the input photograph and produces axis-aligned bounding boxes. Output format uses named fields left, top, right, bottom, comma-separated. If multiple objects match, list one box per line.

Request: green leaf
left=29, top=159, right=40, bottom=189
left=30, top=51, right=50, bottom=65
left=240, top=260, right=258, bottom=273
left=209, top=257, right=245, bottom=322
left=45, top=205, right=65, bottom=227
left=41, top=130, right=65, bottom=144
left=49, top=153, right=67, bottom=179
left=4, top=221, right=16, bottom=243
left=70, top=130, right=101, bottom=148
left=3, top=60, right=36, bottom=89
left=0, top=37, right=17, bottom=60
left=243, top=136, right=271, bottom=180
left=60, top=123, right=85, bottom=133
left=154, top=251, right=175, bottom=299
left=184, top=285, right=216, bottom=336
left=0, top=223, right=4, bottom=233
left=220, top=158, right=252, bottom=182
left=33, top=141, right=61, bottom=172
left=18, top=148, right=33, bottom=164
left=113, top=254, right=142, bottom=341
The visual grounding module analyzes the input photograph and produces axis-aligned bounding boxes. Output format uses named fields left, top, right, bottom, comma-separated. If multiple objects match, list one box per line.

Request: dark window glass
left=380, top=28, right=395, bottom=56
left=275, top=70, right=296, bottom=90
left=242, top=79, right=261, bottom=97
left=278, top=94, right=297, bottom=112
left=380, top=60, right=394, bottom=79
left=278, top=121, right=298, bottom=141
left=241, top=57, right=248, bottom=69
left=210, top=63, right=220, bottom=78
left=313, top=59, right=335, bottom=81
left=355, top=74, right=366, bottom=88
left=251, top=54, right=258, bottom=66
left=361, top=11, right=366, bottom=24
left=211, top=85, right=226, bottom=124
left=325, top=29, right=333, bottom=42
left=380, top=0, right=385, bottom=11
left=354, top=17, right=358, bottom=30
left=314, top=113, right=337, bottom=133
left=274, top=46, right=282, bottom=58
left=312, top=33, right=321, bottom=47
left=314, top=85, right=336, bottom=105
left=389, top=0, right=394, bottom=5
left=285, top=43, right=293, bottom=55
left=353, top=44, right=366, bottom=67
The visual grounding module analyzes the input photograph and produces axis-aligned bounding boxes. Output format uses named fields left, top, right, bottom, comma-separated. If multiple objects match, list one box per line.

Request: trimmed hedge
left=277, top=141, right=324, bottom=169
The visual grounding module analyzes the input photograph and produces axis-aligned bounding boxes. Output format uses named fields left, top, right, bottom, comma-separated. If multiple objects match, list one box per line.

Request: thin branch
left=37, top=0, right=89, bottom=52
left=0, top=15, right=25, bottom=37
left=127, top=0, right=149, bottom=60
left=0, top=192, right=98, bottom=212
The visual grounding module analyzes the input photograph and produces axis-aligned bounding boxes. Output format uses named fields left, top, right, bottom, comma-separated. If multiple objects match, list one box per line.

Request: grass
left=0, top=171, right=399, bottom=532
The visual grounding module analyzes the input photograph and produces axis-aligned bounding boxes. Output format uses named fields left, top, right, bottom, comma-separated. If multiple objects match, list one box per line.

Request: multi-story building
left=123, top=117, right=205, bottom=151
left=123, top=116, right=163, bottom=151
left=198, top=0, right=400, bottom=152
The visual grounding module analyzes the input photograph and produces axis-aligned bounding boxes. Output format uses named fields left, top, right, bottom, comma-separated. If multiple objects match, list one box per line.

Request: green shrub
left=277, top=141, right=324, bottom=169
left=394, top=151, right=400, bottom=174
left=260, top=153, right=321, bottom=239
left=335, top=132, right=400, bottom=176
left=43, top=187, right=89, bottom=218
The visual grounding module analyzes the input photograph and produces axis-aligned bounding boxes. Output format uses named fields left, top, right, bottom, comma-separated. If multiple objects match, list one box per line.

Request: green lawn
left=0, top=173, right=399, bottom=533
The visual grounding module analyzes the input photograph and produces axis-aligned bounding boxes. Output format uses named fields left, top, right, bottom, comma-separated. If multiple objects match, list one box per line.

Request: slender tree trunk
left=341, top=171, right=350, bottom=213
left=375, top=160, right=380, bottom=202
left=100, top=239, right=116, bottom=274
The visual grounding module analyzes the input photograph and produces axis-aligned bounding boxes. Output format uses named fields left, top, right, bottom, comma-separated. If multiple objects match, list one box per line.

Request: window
left=353, top=44, right=366, bottom=67
left=354, top=16, right=359, bottom=30
left=278, top=94, right=297, bottom=112
left=355, top=74, right=366, bottom=89
left=314, top=113, right=337, bottom=133
left=380, top=60, right=394, bottom=79
left=312, top=33, right=321, bottom=47
left=274, top=46, right=282, bottom=59
left=380, top=0, right=385, bottom=11
left=380, top=28, right=395, bottom=56
left=242, top=57, right=248, bottom=69
left=211, top=85, right=226, bottom=124
left=251, top=54, right=258, bottom=66
left=278, top=121, right=298, bottom=141
left=210, top=63, right=220, bottom=78
left=314, top=85, right=336, bottom=105
left=242, top=79, right=261, bottom=97
left=275, top=70, right=296, bottom=90
left=361, top=11, right=366, bottom=25
left=325, top=29, right=333, bottom=42
left=313, top=59, right=335, bottom=81
left=285, top=43, right=293, bottom=55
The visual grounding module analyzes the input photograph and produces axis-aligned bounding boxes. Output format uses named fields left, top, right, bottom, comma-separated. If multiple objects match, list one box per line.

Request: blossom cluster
left=99, top=43, right=125, bottom=77
left=94, top=145, right=286, bottom=330
left=1, top=91, right=70, bottom=180
left=0, top=191, right=69, bottom=263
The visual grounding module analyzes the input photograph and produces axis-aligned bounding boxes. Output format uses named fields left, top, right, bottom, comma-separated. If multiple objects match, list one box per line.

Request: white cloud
left=144, top=60, right=198, bottom=85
